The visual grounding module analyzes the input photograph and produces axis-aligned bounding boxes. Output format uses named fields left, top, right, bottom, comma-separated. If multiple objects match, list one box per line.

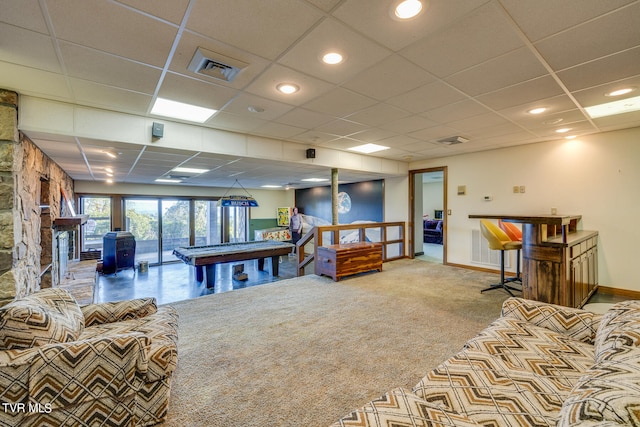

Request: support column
left=331, top=168, right=338, bottom=225
left=0, top=89, right=19, bottom=305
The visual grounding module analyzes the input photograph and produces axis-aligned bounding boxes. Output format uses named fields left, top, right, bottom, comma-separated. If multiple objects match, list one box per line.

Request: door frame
left=408, top=166, right=448, bottom=263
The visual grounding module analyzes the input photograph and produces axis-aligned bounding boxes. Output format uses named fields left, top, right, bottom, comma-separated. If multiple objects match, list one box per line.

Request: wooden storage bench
left=316, top=242, right=383, bottom=281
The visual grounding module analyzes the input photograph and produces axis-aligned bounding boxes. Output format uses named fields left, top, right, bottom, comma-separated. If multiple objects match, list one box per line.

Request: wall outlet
left=551, top=207, right=557, bottom=215
left=483, top=195, right=493, bottom=201
left=513, top=186, right=519, bottom=193
left=519, top=185, right=525, bottom=193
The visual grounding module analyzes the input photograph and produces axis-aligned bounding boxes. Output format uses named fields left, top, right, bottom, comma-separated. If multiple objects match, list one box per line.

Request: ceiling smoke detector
left=188, top=47, right=248, bottom=82
left=436, top=136, right=469, bottom=145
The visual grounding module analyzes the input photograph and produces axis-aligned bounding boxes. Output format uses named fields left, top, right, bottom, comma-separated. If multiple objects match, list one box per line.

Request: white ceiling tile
left=477, top=75, right=565, bottom=110
left=445, top=47, right=548, bottom=97
left=274, top=108, right=334, bottom=129
left=0, top=63, right=71, bottom=100
left=345, top=103, right=410, bottom=127
left=68, top=79, right=153, bottom=114
left=342, top=54, right=435, bottom=101
left=222, top=93, right=294, bottom=121
left=0, top=23, right=60, bottom=72
left=60, top=42, right=161, bottom=94
left=303, top=87, right=377, bottom=117
left=314, top=119, right=367, bottom=136
left=158, top=72, right=238, bottom=110
left=187, top=0, right=323, bottom=60
left=387, top=81, right=466, bottom=113
left=534, top=2, right=640, bottom=70
left=244, top=64, right=334, bottom=106
left=0, top=0, right=49, bottom=33
left=278, top=18, right=391, bottom=85
left=333, top=0, right=491, bottom=52
left=47, top=0, right=178, bottom=67
left=557, top=47, right=640, bottom=92
left=379, top=115, right=439, bottom=133
left=116, top=0, right=191, bottom=25
left=500, top=0, right=637, bottom=42
left=400, top=2, right=524, bottom=77
left=424, top=99, right=493, bottom=125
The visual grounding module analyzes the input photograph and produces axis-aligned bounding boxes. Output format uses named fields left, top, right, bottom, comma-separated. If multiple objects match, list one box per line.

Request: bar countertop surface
left=468, top=214, right=581, bottom=226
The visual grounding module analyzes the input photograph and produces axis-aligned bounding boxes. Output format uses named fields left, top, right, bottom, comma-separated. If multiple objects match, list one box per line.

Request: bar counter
left=469, top=214, right=598, bottom=308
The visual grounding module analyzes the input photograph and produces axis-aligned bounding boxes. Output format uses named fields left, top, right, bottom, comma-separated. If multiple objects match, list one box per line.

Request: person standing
left=289, top=207, right=303, bottom=253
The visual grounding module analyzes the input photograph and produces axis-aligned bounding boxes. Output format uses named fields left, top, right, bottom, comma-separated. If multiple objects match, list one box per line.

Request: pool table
left=173, top=240, right=295, bottom=288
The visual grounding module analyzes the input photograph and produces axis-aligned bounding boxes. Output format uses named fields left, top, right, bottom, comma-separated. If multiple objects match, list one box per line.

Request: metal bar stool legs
left=480, top=249, right=521, bottom=297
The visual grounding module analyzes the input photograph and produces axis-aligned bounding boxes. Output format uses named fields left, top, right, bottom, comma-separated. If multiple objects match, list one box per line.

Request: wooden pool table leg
left=271, top=256, right=280, bottom=276
left=257, top=258, right=265, bottom=271
left=205, top=264, right=216, bottom=288
left=195, top=265, right=204, bottom=282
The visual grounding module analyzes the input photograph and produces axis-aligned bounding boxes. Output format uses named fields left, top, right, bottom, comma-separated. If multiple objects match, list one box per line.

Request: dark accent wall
left=295, top=180, right=383, bottom=223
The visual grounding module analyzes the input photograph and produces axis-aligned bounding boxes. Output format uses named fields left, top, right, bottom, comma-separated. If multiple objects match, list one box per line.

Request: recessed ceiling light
left=301, top=178, right=329, bottom=182
left=155, top=178, right=183, bottom=183
left=171, top=167, right=209, bottom=174
left=348, top=143, right=390, bottom=154
left=555, top=128, right=572, bottom=133
left=605, top=87, right=636, bottom=97
left=261, top=184, right=282, bottom=188
left=393, top=0, right=423, bottom=19
left=322, top=52, right=344, bottom=65
left=102, top=150, right=117, bottom=158
left=151, top=97, right=217, bottom=123
left=543, top=118, right=564, bottom=125
left=565, top=135, right=577, bottom=139
left=276, top=83, right=299, bottom=95
left=528, top=107, right=547, bottom=115
left=106, top=179, right=113, bottom=184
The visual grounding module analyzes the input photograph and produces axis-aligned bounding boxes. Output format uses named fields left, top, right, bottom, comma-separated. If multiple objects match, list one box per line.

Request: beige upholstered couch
left=0, top=288, right=178, bottom=427
left=333, top=297, right=640, bottom=427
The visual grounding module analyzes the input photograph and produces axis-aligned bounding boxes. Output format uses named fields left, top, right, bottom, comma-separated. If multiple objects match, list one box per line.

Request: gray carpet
left=162, top=259, right=512, bottom=427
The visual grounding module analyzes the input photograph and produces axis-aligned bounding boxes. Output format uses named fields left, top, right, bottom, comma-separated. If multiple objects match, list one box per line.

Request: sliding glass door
left=124, top=198, right=160, bottom=264
left=161, top=199, right=190, bottom=261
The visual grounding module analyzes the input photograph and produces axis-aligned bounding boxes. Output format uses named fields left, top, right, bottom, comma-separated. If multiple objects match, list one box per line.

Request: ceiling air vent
left=187, top=47, right=248, bottom=82
left=436, top=136, right=469, bottom=145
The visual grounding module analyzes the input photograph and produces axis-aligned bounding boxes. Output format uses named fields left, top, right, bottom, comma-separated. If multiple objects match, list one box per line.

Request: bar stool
left=498, top=220, right=522, bottom=282
left=479, top=219, right=522, bottom=296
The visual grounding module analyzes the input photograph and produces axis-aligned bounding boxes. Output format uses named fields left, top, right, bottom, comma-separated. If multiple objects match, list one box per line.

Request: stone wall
left=0, top=89, right=75, bottom=304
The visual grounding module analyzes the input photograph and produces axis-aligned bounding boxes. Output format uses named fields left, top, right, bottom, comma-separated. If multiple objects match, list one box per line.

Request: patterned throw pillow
left=558, top=348, right=640, bottom=426
left=594, top=300, right=640, bottom=362
left=0, top=288, right=84, bottom=350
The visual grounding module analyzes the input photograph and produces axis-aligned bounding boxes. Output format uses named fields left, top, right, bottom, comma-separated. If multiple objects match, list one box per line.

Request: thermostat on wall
left=483, top=195, right=493, bottom=201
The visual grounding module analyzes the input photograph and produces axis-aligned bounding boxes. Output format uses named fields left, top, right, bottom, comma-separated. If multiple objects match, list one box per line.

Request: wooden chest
left=316, top=242, right=383, bottom=281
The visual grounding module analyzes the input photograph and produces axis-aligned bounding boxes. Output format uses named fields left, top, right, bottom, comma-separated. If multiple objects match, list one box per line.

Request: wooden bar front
left=469, top=214, right=598, bottom=308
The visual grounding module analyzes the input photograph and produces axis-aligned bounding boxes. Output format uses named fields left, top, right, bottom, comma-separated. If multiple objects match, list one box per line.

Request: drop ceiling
left=1, top=0, right=639, bottom=189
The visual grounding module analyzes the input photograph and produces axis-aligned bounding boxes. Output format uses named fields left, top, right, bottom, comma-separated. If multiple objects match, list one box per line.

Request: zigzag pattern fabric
left=331, top=387, right=480, bottom=427
left=0, top=289, right=178, bottom=427
left=501, top=298, right=601, bottom=344
left=594, top=300, right=640, bottom=362
left=82, top=298, right=158, bottom=327
left=332, top=298, right=640, bottom=427
left=0, top=288, right=84, bottom=350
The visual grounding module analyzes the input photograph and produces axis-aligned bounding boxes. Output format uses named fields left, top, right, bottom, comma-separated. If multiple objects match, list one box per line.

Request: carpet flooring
left=162, top=258, right=513, bottom=427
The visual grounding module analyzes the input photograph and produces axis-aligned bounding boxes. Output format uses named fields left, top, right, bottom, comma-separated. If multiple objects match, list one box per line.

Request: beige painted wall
left=411, top=126, right=640, bottom=291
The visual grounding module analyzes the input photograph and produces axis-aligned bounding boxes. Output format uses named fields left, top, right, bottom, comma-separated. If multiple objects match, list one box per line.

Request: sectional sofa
left=332, top=297, right=640, bottom=427
left=0, top=288, right=178, bottom=426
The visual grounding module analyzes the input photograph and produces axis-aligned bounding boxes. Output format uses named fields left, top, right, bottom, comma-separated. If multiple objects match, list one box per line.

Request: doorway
left=409, top=167, right=447, bottom=264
